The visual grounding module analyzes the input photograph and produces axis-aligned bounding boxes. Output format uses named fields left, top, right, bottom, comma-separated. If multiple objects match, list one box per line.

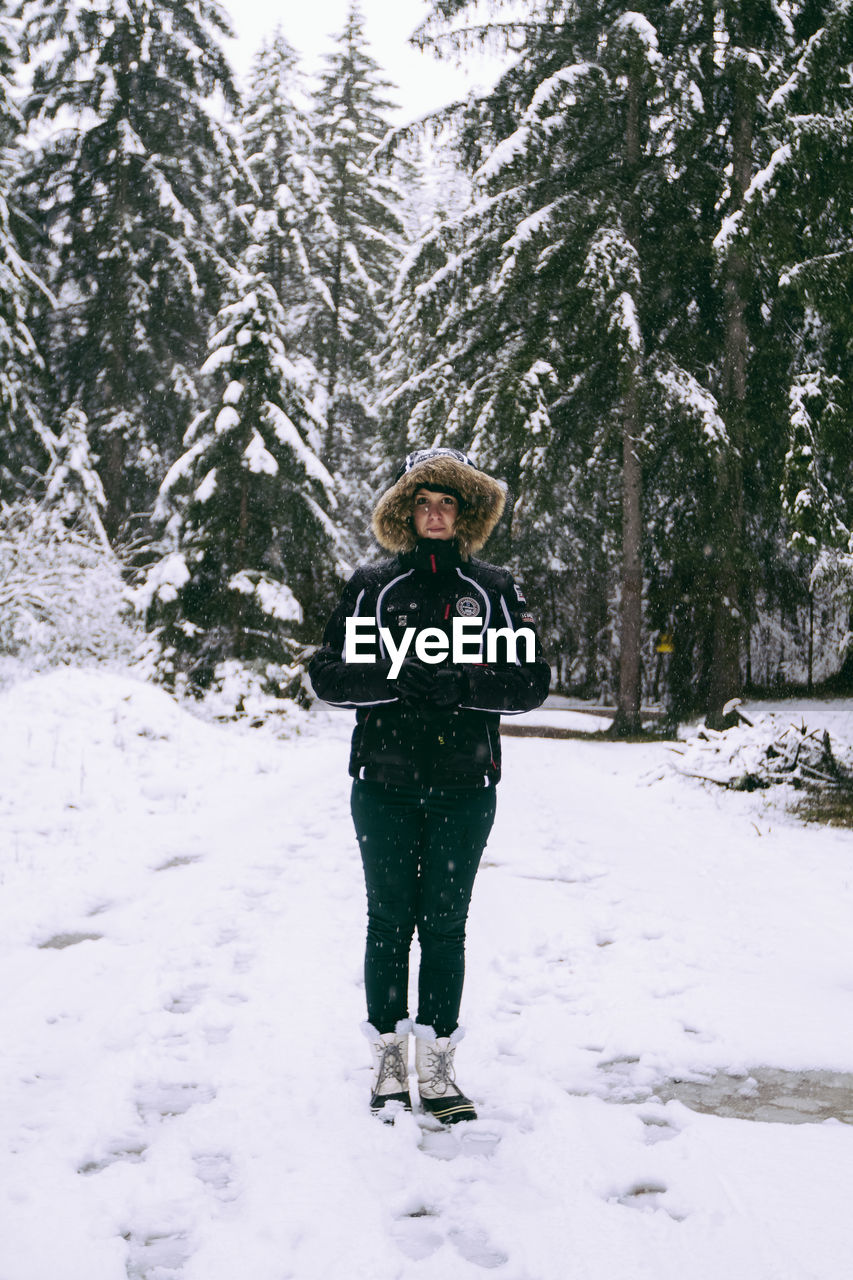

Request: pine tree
left=640, top=0, right=853, bottom=721
left=42, top=405, right=111, bottom=551
left=771, top=2, right=853, bottom=681
left=0, top=4, right=53, bottom=496
left=242, top=28, right=324, bottom=341
left=690, top=3, right=797, bottom=722
left=394, top=2, right=733, bottom=725
left=399, top=0, right=853, bottom=716
left=311, top=3, right=407, bottom=473
left=772, top=1, right=853, bottom=552
left=17, top=0, right=243, bottom=537
left=139, top=234, right=340, bottom=706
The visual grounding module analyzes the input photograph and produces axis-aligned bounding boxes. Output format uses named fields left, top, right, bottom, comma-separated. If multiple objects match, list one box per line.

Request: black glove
left=424, top=667, right=470, bottom=708
left=394, top=658, right=435, bottom=704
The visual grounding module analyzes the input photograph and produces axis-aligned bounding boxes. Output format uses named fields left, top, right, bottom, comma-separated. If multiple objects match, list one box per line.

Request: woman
left=309, top=447, right=550, bottom=1123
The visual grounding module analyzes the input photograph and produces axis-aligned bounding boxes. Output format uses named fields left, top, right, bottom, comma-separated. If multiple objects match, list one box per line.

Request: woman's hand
left=395, top=658, right=435, bottom=704
left=427, top=668, right=470, bottom=708
left=396, top=660, right=470, bottom=709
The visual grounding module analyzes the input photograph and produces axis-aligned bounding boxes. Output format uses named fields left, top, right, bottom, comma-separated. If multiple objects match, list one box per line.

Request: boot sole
left=420, top=1096, right=477, bottom=1124
left=370, top=1091, right=412, bottom=1115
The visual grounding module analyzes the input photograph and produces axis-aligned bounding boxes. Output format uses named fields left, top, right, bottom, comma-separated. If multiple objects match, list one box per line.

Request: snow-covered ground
left=2, top=669, right=852, bottom=1280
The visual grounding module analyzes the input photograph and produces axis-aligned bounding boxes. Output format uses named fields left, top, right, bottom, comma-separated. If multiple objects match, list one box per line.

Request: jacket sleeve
left=307, top=570, right=399, bottom=708
left=459, top=571, right=551, bottom=714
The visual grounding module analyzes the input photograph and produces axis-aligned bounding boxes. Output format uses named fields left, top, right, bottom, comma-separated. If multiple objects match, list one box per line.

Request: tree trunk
left=612, top=57, right=644, bottom=735
left=706, top=66, right=754, bottom=729
left=613, top=376, right=643, bottom=733
left=324, top=161, right=349, bottom=462
left=101, top=432, right=126, bottom=539
left=232, top=474, right=250, bottom=659
left=101, top=19, right=134, bottom=540
left=581, top=551, right=608, bottom=696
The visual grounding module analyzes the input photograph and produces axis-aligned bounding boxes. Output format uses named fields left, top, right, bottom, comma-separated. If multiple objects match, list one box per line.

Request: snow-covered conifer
left=310, top=3, right=407, bottom=469
left=672, top=2, right=797, bottom=720
left=17, top=0, right=243, bottom=537
left=396, top=0, right=853, bottom=715
left=771, top=0, right=853, bottom=679
left=242, top=28, right=323, bottom=341
left=42, top=405, right=111, bottom=552
left=139, top=235, right=340, bottom=708
left=393, top=1, right=733, bottom=724
left=767, top=6, right=853, bottom=557
left=0, top=5, right=53, bottom=496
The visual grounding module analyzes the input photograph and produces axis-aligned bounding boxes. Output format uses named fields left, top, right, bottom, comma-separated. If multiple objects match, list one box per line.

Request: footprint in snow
left=639, top=1112, right=681, bottom=1144
left=78, top=1143, right=147, bottom=1176
left=124, top=1230, right=191, bottom=1280
left=203, top=1022, right=232, bottom=1046
left=230, top=948, right=254, bottom=975
left=38, top=931, right=102, bottom=950
left=135, top=1081, right=216, bottom=1122
left=391, top=1209, right=444, bottom=1261
left=86, top=900, right=114, bottom=917
left=194, top=1151, right=239, bottom=1201
left=617, top=1181, right=668, bottom=1208
left=449, top=1226, right=509, bottom=1269
left=612, top=1180, right=684, bottom=1221
left=417, top=1121, right=502, bottom=1161
left=155, top=854, right=201, bottom=872
left=165, top=984, right=207, bottom=1014
left=392, top=1210, right=508, bottom=1270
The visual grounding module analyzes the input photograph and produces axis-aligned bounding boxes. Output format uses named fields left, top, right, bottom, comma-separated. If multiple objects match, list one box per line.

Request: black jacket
left=308, top=539, right=551, bottom=786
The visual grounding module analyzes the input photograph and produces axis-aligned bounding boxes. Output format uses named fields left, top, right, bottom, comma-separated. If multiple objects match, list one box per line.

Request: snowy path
left=1, top=670, right=852, bottom=1280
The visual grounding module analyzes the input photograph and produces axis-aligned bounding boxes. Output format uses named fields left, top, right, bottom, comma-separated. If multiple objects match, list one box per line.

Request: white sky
left=220, top=0, right=507, bottom=123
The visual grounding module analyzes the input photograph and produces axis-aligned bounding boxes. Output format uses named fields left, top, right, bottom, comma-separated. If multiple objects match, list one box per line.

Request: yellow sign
left=655, top=634, right=674, bottom=654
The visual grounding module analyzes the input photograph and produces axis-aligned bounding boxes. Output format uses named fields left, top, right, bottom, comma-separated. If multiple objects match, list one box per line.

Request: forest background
left=0, top=0, right=851, bottom=733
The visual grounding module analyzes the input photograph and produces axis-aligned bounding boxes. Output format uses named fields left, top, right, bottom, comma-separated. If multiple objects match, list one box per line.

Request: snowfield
left=1, top=669, right=852, bottom=1280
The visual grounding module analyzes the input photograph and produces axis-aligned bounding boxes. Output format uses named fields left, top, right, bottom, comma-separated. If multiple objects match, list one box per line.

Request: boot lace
left=423, top=1045, right=457, bottom=1096
left=377, top=1040, right=407, bottom=1090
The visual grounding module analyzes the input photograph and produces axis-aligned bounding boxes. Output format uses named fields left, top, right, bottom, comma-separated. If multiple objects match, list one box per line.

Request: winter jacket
left=308, top=538, right=551, bottom=787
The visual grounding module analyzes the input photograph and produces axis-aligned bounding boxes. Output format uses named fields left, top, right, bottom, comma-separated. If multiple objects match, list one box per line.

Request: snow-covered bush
left=193, top=658, right=314, bottom=728
left=0, top=500, right=138, bottom=673
left=129, top=621, right=316, bottom=725
left=747, top=578, right=851, bottom=689
left=811, top=550, right=853, bottom=670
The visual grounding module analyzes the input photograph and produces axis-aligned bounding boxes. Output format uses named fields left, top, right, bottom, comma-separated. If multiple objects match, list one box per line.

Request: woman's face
left=412, top=487, right=459, bottom=540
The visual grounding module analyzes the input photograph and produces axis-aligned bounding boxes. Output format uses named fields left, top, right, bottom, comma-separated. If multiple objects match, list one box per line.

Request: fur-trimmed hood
left=371, top=454, right=506, bottom=558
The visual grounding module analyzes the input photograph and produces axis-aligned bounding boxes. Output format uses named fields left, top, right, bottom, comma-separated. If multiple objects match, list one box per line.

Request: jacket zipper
left=486, top=722, right=497, bottom=771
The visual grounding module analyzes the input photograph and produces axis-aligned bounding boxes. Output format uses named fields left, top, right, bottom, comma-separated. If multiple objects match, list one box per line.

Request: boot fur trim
left=362, top=1018, right=413, bottom=1039
left=358, top=1018, right=412, bottom=1039
left=372, top=457, right=505, bottom=558
left=412, top=1022, right=465, bottom=1047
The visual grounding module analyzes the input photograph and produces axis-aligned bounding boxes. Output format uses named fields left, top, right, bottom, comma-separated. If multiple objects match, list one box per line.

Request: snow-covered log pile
left=671, top=713, right=853, bottom=794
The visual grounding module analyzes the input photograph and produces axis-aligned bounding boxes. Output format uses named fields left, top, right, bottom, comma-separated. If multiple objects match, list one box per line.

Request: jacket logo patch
left=514, top=584, right=527, bottom=603
left=456, top=596, right=481, bottom=617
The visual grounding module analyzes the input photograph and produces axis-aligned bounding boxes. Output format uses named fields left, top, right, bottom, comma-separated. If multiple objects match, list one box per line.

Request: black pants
left=351, top=779, right=497, bottom=1038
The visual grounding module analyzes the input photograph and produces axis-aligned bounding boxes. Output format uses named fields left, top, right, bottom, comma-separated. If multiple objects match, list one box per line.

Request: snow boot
left=363, top=1020, right=412, bottom=1115
left=414, top=1024, right=477, bottom=1124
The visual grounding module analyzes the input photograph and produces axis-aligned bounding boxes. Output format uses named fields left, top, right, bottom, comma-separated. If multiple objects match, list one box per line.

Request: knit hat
left=372, top=447, right=506, bottom=558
